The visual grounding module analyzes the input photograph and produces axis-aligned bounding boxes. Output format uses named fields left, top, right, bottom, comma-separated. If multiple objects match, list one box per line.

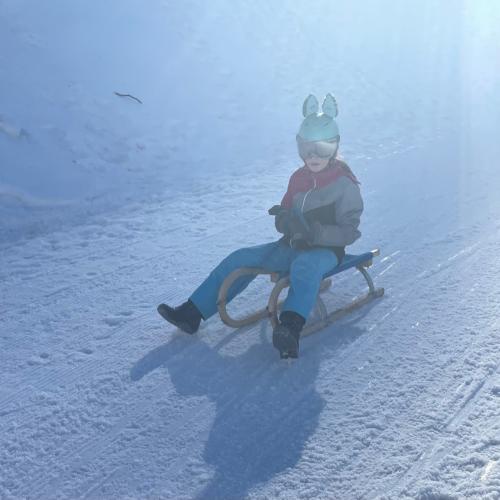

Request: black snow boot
left=157, top=299, right=203, bottom=334
left=272, top=310, right=306, bottom=359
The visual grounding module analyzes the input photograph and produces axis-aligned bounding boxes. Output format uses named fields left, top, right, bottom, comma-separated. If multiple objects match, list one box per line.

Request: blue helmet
left=297, top=94, right=340, bottom=142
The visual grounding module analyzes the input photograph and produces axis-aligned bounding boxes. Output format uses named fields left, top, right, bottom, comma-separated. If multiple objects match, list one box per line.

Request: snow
left=1, top=1, right=500, bottom=498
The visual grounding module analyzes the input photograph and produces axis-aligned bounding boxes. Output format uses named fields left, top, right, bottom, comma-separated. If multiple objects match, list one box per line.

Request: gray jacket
left=275, top=161, right=363, bottom=259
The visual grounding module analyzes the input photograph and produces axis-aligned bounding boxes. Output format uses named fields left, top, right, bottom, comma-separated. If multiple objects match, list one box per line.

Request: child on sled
left=158, top=93, right=364, bottom=359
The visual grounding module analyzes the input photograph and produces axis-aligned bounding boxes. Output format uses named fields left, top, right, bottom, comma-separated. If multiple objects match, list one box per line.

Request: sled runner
left=217, top=249, right=384, bottom=337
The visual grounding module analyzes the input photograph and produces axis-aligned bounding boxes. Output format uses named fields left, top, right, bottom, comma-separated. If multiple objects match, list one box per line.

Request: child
left=158, top=93, right=363, bottom=359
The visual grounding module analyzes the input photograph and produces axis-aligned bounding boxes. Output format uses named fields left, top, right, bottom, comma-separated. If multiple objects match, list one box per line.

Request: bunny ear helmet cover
left=297, top=93, right=340, bottom=142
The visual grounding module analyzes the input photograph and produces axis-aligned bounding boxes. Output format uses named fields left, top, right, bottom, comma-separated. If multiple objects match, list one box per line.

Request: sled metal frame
left=217, top=249, right=385, bottom=336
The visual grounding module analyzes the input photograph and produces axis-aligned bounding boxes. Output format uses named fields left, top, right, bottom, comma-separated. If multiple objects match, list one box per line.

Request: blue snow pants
left=189, top=240, right=339, bottom=322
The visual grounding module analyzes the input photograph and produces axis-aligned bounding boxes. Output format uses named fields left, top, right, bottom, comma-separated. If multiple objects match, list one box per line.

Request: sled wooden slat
left=217, top=267, right=274, bottom=328
left=300, top=287, right=385, bottom=337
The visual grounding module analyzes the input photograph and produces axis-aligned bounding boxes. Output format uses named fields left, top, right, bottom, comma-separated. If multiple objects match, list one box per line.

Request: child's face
left=305, top=156, right=330, bottom=173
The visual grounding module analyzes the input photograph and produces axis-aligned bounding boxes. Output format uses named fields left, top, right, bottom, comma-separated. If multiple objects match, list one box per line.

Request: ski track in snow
left=2, top=141, right=500, bottom=499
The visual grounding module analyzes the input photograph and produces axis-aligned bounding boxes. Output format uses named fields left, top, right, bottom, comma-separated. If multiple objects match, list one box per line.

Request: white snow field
left=2, top=1, right=500, bottom=499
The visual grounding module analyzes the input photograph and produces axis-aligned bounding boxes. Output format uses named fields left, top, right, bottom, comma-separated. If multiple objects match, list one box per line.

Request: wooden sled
left=217, top=249, right=385, bottom=337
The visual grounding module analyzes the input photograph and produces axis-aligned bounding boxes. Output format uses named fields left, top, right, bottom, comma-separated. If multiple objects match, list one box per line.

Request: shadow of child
left=131, top=316, right=366, bottom=499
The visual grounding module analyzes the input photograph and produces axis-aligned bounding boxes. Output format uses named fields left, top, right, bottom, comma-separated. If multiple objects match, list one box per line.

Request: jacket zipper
left=288, top=176, right=316, bottom=248
left=288, top=175, right=316, bottom=248
left=301, top=176, right=317, bottom=214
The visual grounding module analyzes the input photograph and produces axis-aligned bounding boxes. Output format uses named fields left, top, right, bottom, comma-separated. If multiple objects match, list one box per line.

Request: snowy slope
left=2, top=1, right=500, bottom=499
left=2, top=129, right=500, bottom=498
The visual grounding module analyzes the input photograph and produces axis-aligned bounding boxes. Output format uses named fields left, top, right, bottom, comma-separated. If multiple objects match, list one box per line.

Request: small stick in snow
left=114, top=92, right=143, bottom=104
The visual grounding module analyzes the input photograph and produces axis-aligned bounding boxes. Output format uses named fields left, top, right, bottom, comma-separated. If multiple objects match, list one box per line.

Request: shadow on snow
left=131, top=306, right=374, bottom=499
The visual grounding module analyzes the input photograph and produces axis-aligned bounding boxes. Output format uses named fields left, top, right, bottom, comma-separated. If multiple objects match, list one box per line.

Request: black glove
left=269, top=205, right=292, bottom=235
left=288, top=211, right=314, bottom=250
left=268, top=205, right=283, bottom=216
left=269, top=205, right=318, bottom=250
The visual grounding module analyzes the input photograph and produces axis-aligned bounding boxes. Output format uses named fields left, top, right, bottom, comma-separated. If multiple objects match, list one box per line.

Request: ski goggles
left=296, top=136, right=339, bottom=159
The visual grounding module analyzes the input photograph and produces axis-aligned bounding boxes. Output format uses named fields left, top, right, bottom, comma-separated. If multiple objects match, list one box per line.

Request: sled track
left=382, top=360, right=500, bottom=497
left=78, top=466, right=123, bottom=500
left=445, top=365, right=499, bottom=433
left=369, top=296, right=500, bottom=497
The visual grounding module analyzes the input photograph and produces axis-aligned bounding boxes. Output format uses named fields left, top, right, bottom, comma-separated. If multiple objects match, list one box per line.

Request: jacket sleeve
left=274, top=173, right=296, bottom=234
left=312, top=179, right=364, bottom=247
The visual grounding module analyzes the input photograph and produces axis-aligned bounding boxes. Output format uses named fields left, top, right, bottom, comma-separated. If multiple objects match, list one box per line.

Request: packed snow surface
left=1, top=1, right=500, bottom=499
